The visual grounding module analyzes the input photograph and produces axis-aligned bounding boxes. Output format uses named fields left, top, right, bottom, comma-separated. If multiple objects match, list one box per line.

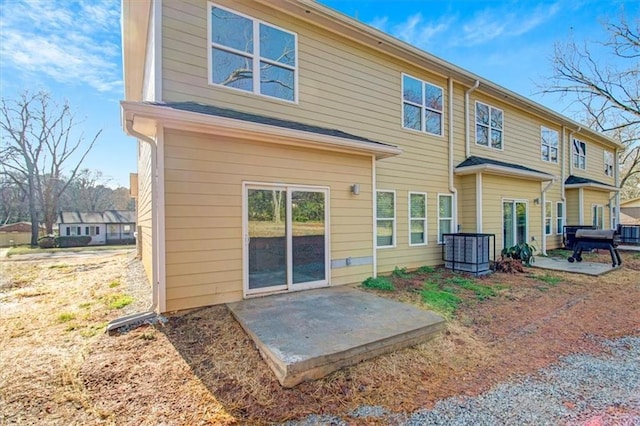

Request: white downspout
left=540, top=179, right=556, bottom=256
left=465, top=80, right=480, bottom=158
left=614, top=147, right=620, bottom=229
left=448, top=77, right=458, bottom=232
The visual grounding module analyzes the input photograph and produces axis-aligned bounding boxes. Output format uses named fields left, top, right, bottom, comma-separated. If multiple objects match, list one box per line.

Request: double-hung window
left=541, top=127, right=559, bottom=163
left=409, top=192, right=427, bottom=246
left=438, top=194, right=453, bottom=243
left=592, top=205, right=604, bottom=229
left=604, top=151, right=614, bottom=177
left=476, top=101, right=503, bottom=149
left=545, top=202, right=552, bottom=236
left=209, top=3, right=297, bottom=102
left=556, top=202, right=565, bottom=235
left=573, top=139, right=586, bottom=170
left=376, top=191, right=395, bottom=248
left=402, top=74, right=443, bottom=136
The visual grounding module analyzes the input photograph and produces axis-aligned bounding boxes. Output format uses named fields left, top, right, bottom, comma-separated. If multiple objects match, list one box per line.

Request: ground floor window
left=503, top=200, right=527, bottom=248
left=545, top=201, right=552, bottom=236
left=592, top=204, right=604, bottom=229
left=409, top=192, right=427, bottom=246
left=66, top=226, right=81, bottom=236
left=556, top=202, right=564, bottom=235
left=438, top=194, right=453, bottom=243
left=376, top=190, right=396, bottom=248
left=85, top=226, right=99, bottom=236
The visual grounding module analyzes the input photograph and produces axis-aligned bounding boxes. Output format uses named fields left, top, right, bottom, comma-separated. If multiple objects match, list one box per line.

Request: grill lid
left=575, top=229, right=616, bottom=239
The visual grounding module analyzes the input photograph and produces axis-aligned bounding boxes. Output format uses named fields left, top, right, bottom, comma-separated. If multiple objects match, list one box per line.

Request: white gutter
left=560, top=126, right=566, bottom=208
left=540, top=179, right=556, bottom=256
left=614, top=147, right=620, bottom=228
left=465, top=80, right=480, bottom=158
left=107, top=119, right=160, bottom=331
left=448, top=77, right=458, bottom=232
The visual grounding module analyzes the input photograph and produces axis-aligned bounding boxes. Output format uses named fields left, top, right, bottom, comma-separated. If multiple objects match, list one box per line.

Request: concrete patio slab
left=227, top=286, right=445, bottom=387
left=531, top=256, right=620, bottom=276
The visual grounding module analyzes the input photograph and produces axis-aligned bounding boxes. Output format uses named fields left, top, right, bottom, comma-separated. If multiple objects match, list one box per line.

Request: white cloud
left=368, top=13, right=453, bottom=50
left=0, top=0, right=122, bottom=94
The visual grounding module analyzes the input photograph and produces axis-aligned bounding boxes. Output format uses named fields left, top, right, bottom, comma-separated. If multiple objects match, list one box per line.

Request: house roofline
left=565, top=183, right=620, bottom=192
left=455, top=163, right=556, bottom=182
left=120, top=101, right=402, bottom=159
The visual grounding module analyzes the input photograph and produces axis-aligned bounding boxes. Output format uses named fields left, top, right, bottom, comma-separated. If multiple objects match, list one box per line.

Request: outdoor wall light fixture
left=533, top=198, right=540, bottom=205
left=351, top=184, right=360, bottom=195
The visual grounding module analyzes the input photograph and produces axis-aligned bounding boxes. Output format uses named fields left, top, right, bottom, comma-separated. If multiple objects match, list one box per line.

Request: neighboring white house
left=57, top=211, right=136, bottom=245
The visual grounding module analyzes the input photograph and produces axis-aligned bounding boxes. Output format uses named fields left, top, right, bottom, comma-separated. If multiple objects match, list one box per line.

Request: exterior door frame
left=242, top=181, right=330, bottom=298
left=502, top=198, right=529, bottom=249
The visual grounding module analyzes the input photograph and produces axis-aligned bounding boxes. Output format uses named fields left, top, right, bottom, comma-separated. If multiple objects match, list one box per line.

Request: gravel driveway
left=286, top=336, right=640, bottom=425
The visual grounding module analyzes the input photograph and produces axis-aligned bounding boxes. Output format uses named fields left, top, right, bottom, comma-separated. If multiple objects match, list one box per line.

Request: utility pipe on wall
left=464, top=80, right=480, bottom=158
left=448, top=77, right=458, bottom=232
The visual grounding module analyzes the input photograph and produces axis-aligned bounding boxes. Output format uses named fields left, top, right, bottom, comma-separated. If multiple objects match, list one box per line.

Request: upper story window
left=541, top=127, right=558, bottom=163
left=476, top=101, right=503, bottom=149
left=573, top=139, right=586, bottom=170
left=604, top=151, right=614, bottom=177
left=209, top=3, right=297, bottom=102
left=402, top=74, right=443, bottom=136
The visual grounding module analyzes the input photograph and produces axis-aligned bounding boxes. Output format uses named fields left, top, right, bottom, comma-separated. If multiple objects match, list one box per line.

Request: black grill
left=568, top=229, right=622, bottom=267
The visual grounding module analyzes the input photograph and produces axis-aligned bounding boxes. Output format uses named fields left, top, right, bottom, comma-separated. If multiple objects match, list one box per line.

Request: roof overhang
left=121, top=101, right=402, bottom=159
left=455, top=163, right=556, bottom=182
left=121, top=0, right=151, bottom=101
left=565, top=182, right=620, bottom=192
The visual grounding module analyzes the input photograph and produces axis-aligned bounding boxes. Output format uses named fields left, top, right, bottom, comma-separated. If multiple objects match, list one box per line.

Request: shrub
left=362, top=276, right=395, bottom=291
left=37, top=236, right=56, bottom=249
left=391, top=266, right=411, bottom=279
left=106, top=238, right=136, bottom=245
left=55, top=236, right=92, bottom=248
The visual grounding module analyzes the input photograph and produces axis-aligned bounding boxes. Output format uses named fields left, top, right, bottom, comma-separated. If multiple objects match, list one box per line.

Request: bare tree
left=0, top=175, right=29, bottom=224
left=0, top=92, right=101, bottom=245
left=541, top=14, right=639, bottom=194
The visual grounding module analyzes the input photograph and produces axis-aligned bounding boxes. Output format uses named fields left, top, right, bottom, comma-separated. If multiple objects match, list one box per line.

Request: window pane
left=377, top=220, right=393, bottom=246
left=439, top=219, right=451, bottom=238
left=550, top=147, right=558, bottom=162
left=377, top=192, right=394, bottom=218
left=503, top=202, right=514, bottom=248
left=410, top=194, right=426, bottom=218
left=542, top=145, right=549, bottom=160
left=477, top=124, right=488, bottom=145
left=476, top=103, right=489, bottom=125
left=425, top=110, right=442, bottom=135
left=403, top=103, right=421, bottom=130
left=491, top=129, right=502, bottom=149
left=403, top=75, right=422, bottom=104
left=212, top=48, right=253, bottom=91
left=439, top=195, right=452, bottom=218
left=491, top=108, right=503, bottom=129
left=425, top=83, right=442, bottom=111
left=516, top=202, right=527, bottom=244
left=260, top=62, right=294, bottom=101
left=411, top=220, right=425, bottom=244
left=260, top=24, right=295, bottom=66
left=211, top=7, right=253, bottom=53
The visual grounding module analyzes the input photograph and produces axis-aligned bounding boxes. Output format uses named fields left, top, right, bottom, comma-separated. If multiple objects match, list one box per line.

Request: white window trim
left=556, top=201, right=565, bottom=235
left=207, top=2, right=299, bottom=104
left=408, top=191, right=428, bottom=246
left=541, top=126, right=559, bottom=163
left=572, top=138, right=587, bottom=170
left=475, top=101, right=504, bottom=151
left=544, top=201, right=553, bottom=236
left=592, top=204, right=604, bottom=229
left=401, top=73, right=444, bottom=137
left=376, top=190, right=396, bottom=249
left=437, top=193, right=454, bottom=244
left=604, top=150, right=614, bottom=177
left=501, top=199, right=529, bottom=248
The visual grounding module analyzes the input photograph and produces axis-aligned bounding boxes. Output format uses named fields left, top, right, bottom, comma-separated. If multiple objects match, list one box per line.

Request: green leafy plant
left=531, top=273, right=562, bottom=286
left=362, top=276, right=395, bottom=291
left=445, top=277, right=497, bottom=300
left=416, top=265, right=435, bottom=274
left=102, top=294, right=134, bottom=310
left=501, top=242, right=536, bottom=266
left=421, top=282, right=461, bottom=316
left=391, top=266, right=411, bottom=279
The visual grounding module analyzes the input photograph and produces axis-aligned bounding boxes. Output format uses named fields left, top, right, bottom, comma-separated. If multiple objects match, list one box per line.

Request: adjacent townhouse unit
left=121, top=0, right=622, bottom=313
left=57, top=211, right=137, bottom=245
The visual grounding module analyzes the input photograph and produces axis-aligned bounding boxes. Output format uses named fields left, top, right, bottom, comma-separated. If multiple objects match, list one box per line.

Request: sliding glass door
left=503, top=200, right=527, bottom=248
left=245, top=184, right=328, bottom=295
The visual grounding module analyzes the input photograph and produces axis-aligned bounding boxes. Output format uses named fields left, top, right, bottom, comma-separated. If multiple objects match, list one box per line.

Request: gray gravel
left=284, top=336, right=640, bottom=425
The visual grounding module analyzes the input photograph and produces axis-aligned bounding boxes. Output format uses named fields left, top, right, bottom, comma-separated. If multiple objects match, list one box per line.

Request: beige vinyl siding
left=163, top=128, right=374, bottom=311
left=583, top=189, right=611, bottom=229
left=137, top=140, right=154, bottom=282
left=457, top=174, right=477, bottom=233
left=568, top=133, right=616, bottom=186
left=565, top=188, right=580, bottom=225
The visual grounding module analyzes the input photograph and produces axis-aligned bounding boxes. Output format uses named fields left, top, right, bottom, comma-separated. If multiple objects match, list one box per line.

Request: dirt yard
left=1, top=249, right=639, bottom=425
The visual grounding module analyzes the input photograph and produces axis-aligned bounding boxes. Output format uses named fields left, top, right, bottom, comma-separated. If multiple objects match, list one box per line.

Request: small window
left=123, top=225, right=132, bottom=235
left=438, top=194, right=453, bottom=243
left=96, top=227, right=100, bottom=235
left=66, top=226, right=70, bottom=236
left=541, top=127, right=559, bottom=163
left=556, top=202, right=564, bottom=235
left=592, top=205, right=604, bottom=229
left=409, top=192, right=427, bottom=246
left=85, top=226, right=89, bottom=236
left=209, top=3, right=297, bottom=102
left=402, top=74, right=443, bottom=136
left=376, top=191, right=395, bottom=248
left=604, top=151, right=614, bottom=177
left=545, top=201, right=552, bottom=236
left=476, top=101, right=503, bottom=149
left=573, top=139, right=586, bottom=170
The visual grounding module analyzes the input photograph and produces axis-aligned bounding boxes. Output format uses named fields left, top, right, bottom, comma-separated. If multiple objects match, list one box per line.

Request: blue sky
left=1, top=0, right=636, bottom=188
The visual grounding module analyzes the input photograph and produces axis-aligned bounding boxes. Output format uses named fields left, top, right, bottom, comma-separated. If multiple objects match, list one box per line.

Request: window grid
left=402, top=74, right=443, bottom=136
left=545, top=201, right=552, bottom=236
left=541, top=127, right=559, bottom=163
left=573, top=139, right=586, bottom=170
left=475, top=101, right=503, bottom=150
left=408, top=192, right=427, bottom=246
left=604, top=151, right=614, bottom=177
left=376, top=190, right=396, bottom=248
left=556, top=202, right=565, bottom=235
left=438, top=194, right=453, bottom=244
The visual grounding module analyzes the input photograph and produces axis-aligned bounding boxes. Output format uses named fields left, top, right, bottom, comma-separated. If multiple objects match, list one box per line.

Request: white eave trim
left=565, top=183, right=620, bottom=192
left=120, top=101, right=402, bottom=159
left=455, top=163, right=556, bottom=182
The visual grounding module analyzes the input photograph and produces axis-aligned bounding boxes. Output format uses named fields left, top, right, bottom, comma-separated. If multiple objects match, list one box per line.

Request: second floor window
left=604, top=151, right=614, bottom=177
left=573, top=139, right=586, bottom=170
left=402, top=74, right=443, bottom=136
left=541, top=127, right=559, bottom=163
left=209, top=4, right=297, bottom=102
left=476, top=102, right=503, bottom=149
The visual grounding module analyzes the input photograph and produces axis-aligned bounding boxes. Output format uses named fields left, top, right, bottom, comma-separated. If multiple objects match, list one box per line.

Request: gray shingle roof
left=58, top=210, right=136, bottom=224
left=564, top=175, right=617, bottom=189
left=456, top=156, right=553, bottom=177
